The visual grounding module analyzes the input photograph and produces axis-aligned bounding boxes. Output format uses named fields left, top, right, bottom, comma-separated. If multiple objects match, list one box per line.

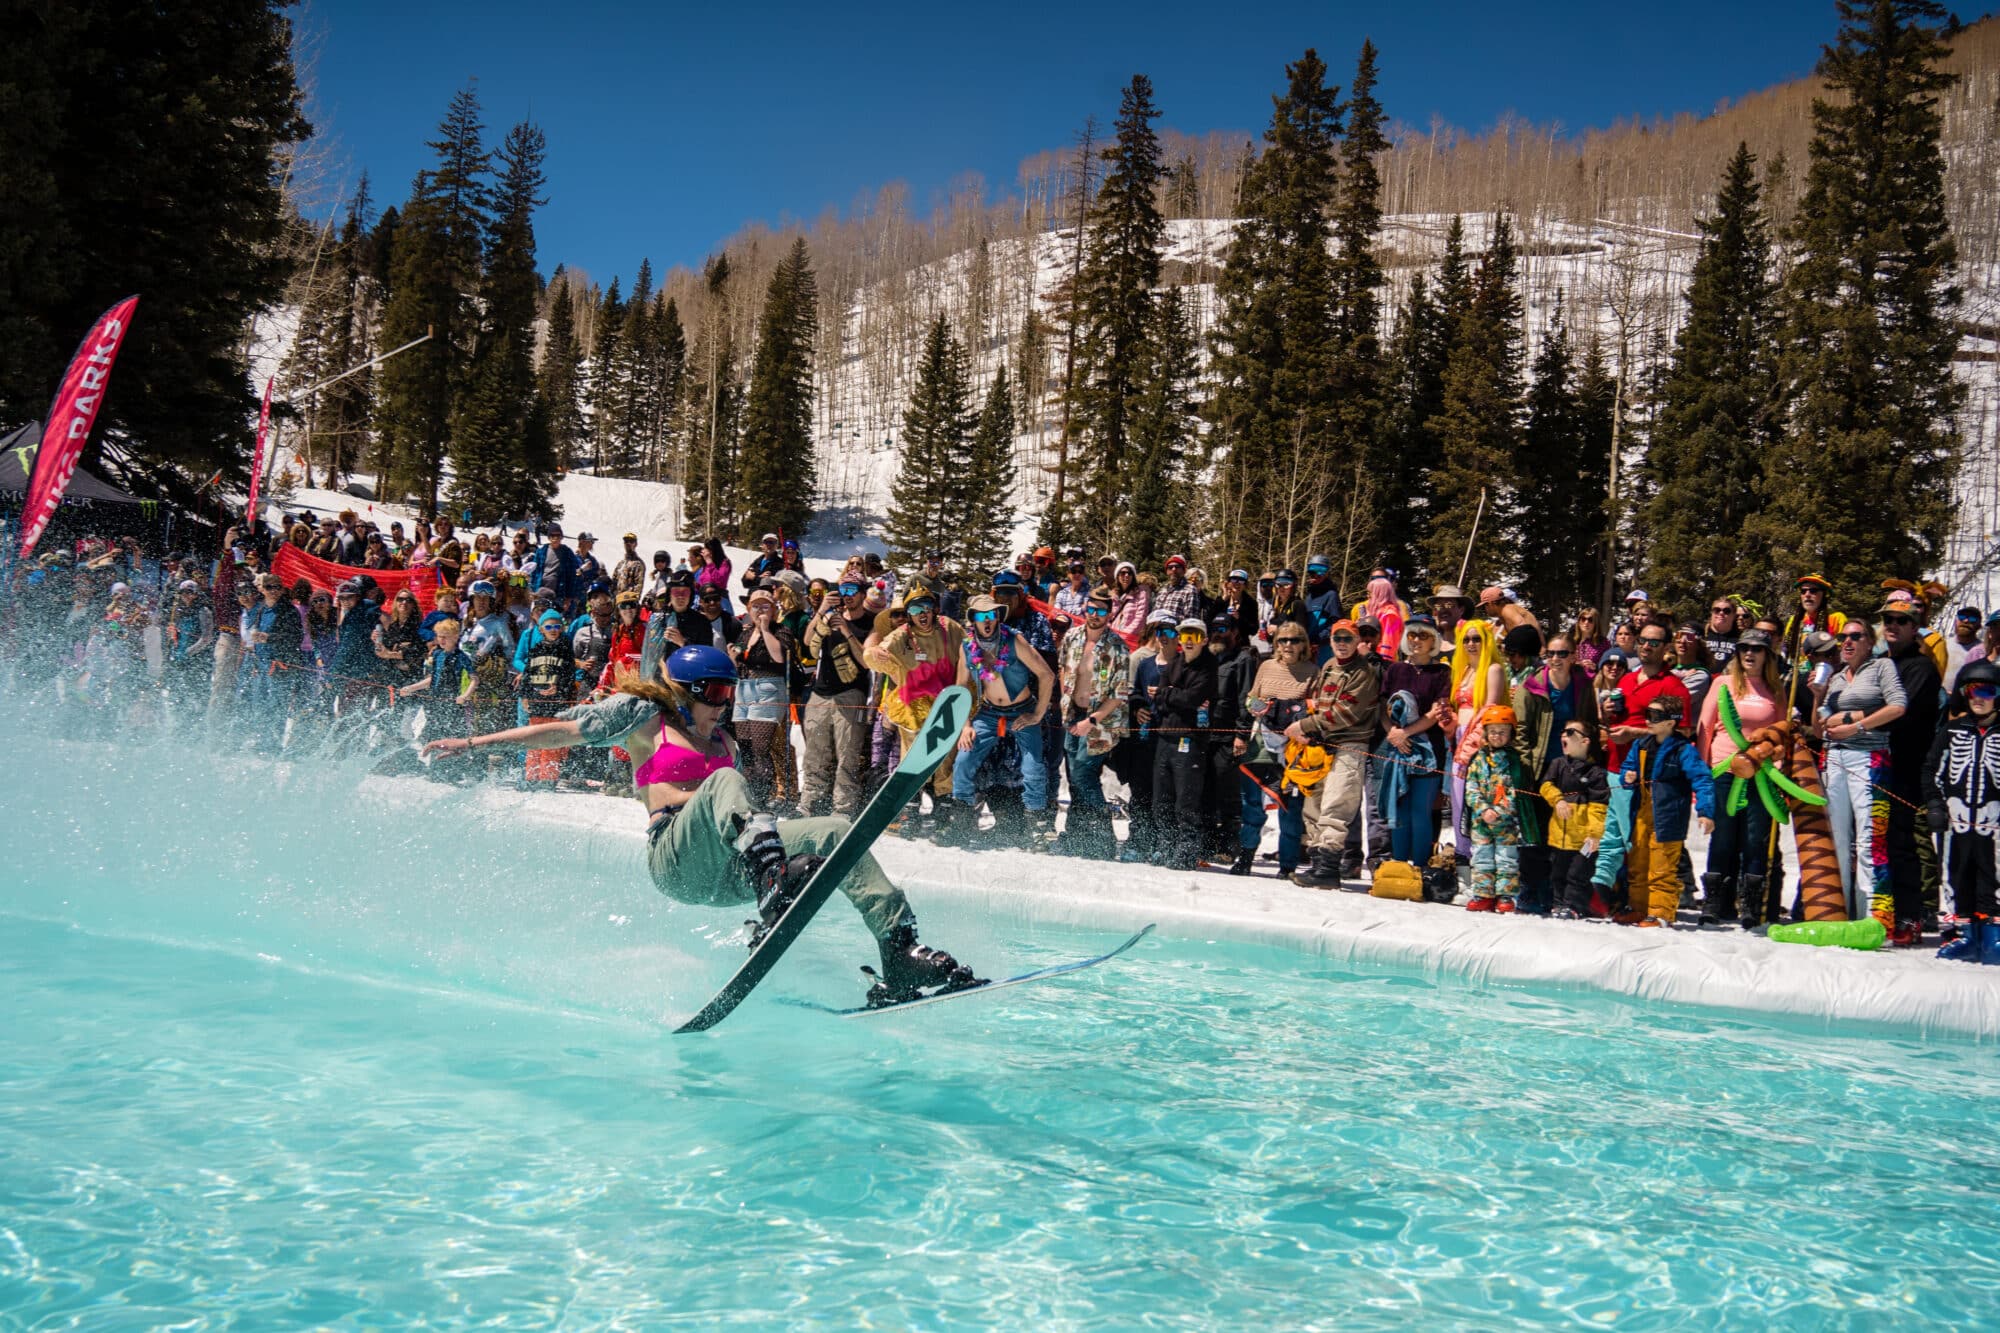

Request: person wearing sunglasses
left=1607, top=625, right=1692, bottom=772
left=1811, top=616, right=1908, bottom=929
left=863, top=588, right=967, bottom=822
left=1879, top=593, right=1945, bottom=944
left=1287, top=618, right=1381, bottom=887
left=1696, top=628, right=1786, bottom=928
left=424, top=643, right=979, bottom=1004
left=1142, top=616, right=1219, bottom=869
left=1783, top=574, right=1847, bottom=660
left=1234, top=622, right=1318, bottom=876
left=1049, top=587, right=1133, bottom=859
left=1926, top=659, right=2000, bottom=962
left=1265, top=568, right=1310, bottom=646
left=948, top=593, right=1056, bottom=836
left=799, top=576, right=876, bottom=817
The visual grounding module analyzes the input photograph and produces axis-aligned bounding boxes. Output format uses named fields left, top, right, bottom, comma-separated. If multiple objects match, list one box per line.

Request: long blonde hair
left=1726, top=642, right=1783, bottom=698
left=614, top=664, right=694, bottom=712
left=1453, top=619, right=1501, bottom=714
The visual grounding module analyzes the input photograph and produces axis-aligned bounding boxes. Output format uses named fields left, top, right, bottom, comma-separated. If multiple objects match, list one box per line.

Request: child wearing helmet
left=1464, top=704, right=1538, bottom=912
left=421, top=635, right=978, bottom=1006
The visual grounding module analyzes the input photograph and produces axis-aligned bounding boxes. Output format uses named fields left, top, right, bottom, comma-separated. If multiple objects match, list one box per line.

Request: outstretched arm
left=423, top=717, right=585, bottom=759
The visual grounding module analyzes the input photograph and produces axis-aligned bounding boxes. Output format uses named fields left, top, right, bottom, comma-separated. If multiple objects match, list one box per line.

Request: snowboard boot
left=1937, top=915, right=1984, bottom=963
left=1699, top=873, right=1735, bottom=927
left=1737, top=874, right=1766, bottom=932
left=1293, top=850, right=1344, bottom=889
left=1228, top=848, right=1255, bottom=876
left=863, top=922, right=983, bottom=1006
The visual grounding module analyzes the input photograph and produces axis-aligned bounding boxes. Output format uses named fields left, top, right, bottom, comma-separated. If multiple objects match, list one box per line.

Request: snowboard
left=812, top=924, right=1155, bottom=1018
left=673, top=684, right=973, bottom=1034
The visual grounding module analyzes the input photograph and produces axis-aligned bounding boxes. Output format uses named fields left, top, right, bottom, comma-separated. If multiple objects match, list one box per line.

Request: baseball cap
left=761, top=532, right=779, bottom=543
left=1625, top=589, right=1649, bottom=603
left=1145, top=609, right=1178, bottom=628
left=177, top=579, right=199, bottom=592
left=1177, top=616, right=1206, bottom=634
left=1227, top=569, right=1250, bottom=582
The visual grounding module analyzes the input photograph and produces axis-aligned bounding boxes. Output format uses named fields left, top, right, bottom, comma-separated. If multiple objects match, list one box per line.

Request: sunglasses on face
left=838, top=583, right=862, bottom=597
left=908, top=601, right=936, bottom=616
left=1275, top=636, right=1307, bottom=646
left=1639, top=637, right=1667, bottom=646
left=1331, top=634, right=1357, bottom=646
left=1306, top=567, right=1329, bottom=577
left=1546, top=649, right=1572, bottom=658
left=1179, top=632, right=1206, bottom=646
left=1156, top=628, right=1179, bottom=641
left=1711, top=605, right=1734, bottom=614
left=971, top=610, right=1001, bottom=625
left=1882, top=615, right=1915, bottom=627
left=1841, top=631, right=1869, bottom=642
left=1082, top=606, right=1109, bottom=618
left=686, top=678, right=736, bottom=706
left=699, top=593, right=721, bottom=603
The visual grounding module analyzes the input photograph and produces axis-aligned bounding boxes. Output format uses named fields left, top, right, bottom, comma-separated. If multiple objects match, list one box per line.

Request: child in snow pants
left=1464, top=706, right=1535, bottom=910
left=1618, top=698, right=1717, bottom=927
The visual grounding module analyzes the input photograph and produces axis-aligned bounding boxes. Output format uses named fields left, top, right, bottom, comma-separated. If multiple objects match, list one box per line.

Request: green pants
left=646, top=766, right=912, bottom=940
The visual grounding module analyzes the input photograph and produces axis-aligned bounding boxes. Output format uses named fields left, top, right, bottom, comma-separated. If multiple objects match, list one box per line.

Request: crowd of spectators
left=8, top=508, right=1999, bottom=961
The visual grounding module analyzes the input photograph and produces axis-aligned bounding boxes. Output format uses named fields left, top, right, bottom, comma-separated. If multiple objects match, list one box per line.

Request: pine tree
left=1327, top=40, right=1391, bottom=563
left=450, top=119, right=551, bottom=522
left=1070, top=74, right=1168, bottom=550
left=586, top=277, right=623, bottom=472
left=1423, top=214, right=1524, bottom=586
left=739, top=237, right=820, bottom=542
left=1120, top=289, right=1203, bottom=570
left=0, top=0, right=308, bottom=487
left=1207, top=49, right=1343, bottom=571
left=1515, top=294, right=1609, bottom=617
left=538, top=268, right=587, bottom=466
left=317, top=184, right=377, bottom=488
left=1576, top=337, right=1618, bottom=607
left=1641, top=144, right=1779, bottom=609
left=960, top=367, right=1016, bottom=576
left=885, top=316, right=974, bottom=570
left=1750, top=0, right=1963, bottom=612
left=1378, top=272, right=1447, bottom=580
left=683, top=256, right=741, bottom=537
left=649, top=297, right=687, bottom=482
left=375, top=84, right=490, bottom=510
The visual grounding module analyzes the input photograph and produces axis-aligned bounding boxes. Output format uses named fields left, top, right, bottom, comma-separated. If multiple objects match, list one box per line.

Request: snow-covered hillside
left=806, top=212, right=1999, bottom=602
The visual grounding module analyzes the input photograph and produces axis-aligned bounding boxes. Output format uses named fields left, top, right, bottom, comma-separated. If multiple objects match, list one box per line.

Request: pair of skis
left=674, top=685, right=1150, bottom=1033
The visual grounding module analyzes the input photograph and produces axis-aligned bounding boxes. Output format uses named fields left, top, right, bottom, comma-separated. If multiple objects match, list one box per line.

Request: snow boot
left=1699, top=873, right=1734, bottom=927
left=1938, top=915, right=1984, bottom=962
left=1228, top=848, right=1255, bottom=876
left=1977, top=917, right=2000, bottom=966
left=1737, top=874, right=1766, bottom=932
left=863, top=922, right=982, bottom=1006
left=1464, top=895, right=1497, bottom=912
left=1293, top=850, right=1344, bottom=889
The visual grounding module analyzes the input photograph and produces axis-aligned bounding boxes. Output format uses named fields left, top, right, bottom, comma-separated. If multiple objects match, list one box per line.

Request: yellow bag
left=1369, top=860, right=1425, bottom=901
left=1282, top=739, right=1332, bottom=792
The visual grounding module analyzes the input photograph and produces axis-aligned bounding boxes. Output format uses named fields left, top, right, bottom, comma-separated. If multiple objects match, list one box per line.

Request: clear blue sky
left=306, top=0, right=1846, bottom=289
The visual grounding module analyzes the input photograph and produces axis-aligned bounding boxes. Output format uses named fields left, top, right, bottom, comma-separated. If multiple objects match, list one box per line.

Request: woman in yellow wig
left=1447, top=618, right=1506, bottom=858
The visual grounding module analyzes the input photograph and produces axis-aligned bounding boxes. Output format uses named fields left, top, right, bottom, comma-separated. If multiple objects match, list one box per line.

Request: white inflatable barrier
left=367, top=777, right=2000, bottom=1040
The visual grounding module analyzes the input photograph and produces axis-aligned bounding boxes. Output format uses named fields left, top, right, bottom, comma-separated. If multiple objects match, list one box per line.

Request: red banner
left=245, top=375, right=274, bottom=520
left=19, top=295, right=140, bottom=560
left=272, top=542, right=443, bottom=613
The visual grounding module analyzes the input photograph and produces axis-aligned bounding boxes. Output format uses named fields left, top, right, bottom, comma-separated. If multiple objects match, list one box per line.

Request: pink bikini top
left=634, top=717, right=734, bottom=787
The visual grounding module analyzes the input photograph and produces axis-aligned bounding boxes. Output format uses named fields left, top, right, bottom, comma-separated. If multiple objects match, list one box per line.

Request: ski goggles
left=1967, top=683, right=1998, bottom=702
left=1155, top=627, right=1180, bottom=642
left=838, top=582, right=864, bottom=597
left=906, top=599, right=936, bottom=616
left=685, top=678, right=736, bottom=706
left=1178, top=630, right=1207, bottom=646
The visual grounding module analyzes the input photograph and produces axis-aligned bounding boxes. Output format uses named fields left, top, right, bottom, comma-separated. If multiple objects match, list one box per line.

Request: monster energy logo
left=139, top=499, right=159, bottom=519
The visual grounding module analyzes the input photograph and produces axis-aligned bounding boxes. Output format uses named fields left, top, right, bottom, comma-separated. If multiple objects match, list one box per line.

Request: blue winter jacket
left=1618, top=731, right=1716, bottom=843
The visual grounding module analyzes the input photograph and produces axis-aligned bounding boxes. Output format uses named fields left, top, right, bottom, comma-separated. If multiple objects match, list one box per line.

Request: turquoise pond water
left=5, top=732, right=2000, bottom=1328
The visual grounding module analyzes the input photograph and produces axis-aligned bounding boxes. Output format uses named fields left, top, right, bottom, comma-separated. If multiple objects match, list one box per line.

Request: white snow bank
left=361, top=776, right=2000, bottom=1041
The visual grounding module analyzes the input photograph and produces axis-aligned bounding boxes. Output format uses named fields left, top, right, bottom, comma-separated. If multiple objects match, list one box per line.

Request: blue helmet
left=666, top=643, right=735, bottom=685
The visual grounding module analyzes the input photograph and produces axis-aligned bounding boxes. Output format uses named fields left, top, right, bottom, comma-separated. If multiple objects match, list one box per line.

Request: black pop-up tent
left=0, top=421, right=146, bottom=506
